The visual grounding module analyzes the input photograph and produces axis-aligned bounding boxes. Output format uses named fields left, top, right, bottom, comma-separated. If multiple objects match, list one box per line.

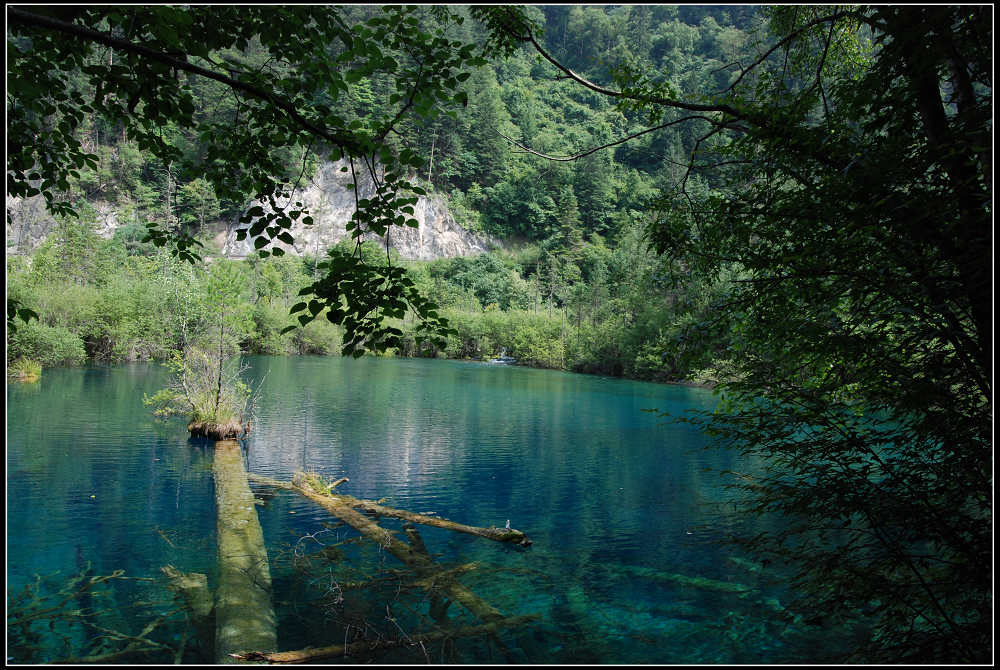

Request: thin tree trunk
left=215, top=308, right=224, bottom=417
left=165, top=161, right=172, bottom=228
left=427, top=135, right=436, bottom=184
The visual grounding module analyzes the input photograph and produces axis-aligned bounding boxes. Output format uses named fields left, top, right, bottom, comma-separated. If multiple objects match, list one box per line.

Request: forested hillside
left=8, top=5, right=755, bottom=381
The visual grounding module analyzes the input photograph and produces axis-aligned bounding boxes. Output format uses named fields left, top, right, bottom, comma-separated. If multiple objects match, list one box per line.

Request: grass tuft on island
left=8, top=357, right=41, bottom=383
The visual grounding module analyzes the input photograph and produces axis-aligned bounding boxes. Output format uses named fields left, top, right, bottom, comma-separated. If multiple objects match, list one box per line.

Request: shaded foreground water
left=7, top=356, right=849, bottom=663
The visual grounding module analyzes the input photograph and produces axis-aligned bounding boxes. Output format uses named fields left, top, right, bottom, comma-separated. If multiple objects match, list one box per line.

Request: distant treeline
left=7, top=213, right=732, bottom=384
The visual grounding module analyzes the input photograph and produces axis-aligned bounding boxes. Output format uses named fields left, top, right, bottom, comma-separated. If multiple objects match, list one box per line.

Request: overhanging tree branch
left=516, top=24, right=740, bottom=117
left=723, top=10, right=854, bottom=94
left=8, top=8, right=360, bottom=155
left=493, top=114, right=719, bottom=162
left=486, top=6, right=851, bottom=172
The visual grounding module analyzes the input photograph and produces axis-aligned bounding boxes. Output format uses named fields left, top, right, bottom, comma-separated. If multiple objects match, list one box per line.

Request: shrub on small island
left=144, top=347, right=257, bottom=439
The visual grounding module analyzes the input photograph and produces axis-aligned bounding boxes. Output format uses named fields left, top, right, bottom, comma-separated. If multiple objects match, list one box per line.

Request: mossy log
left=229, top=614, right=540, bottom=664
left=342, top=494, right=531, bottom=546
left=248, top=473, right=507, bottom=623
left=403, top=523, right=451, bottom=623
left=248, top=473, right=531, bottom=546
left=213, top=440, right=277, bottom=663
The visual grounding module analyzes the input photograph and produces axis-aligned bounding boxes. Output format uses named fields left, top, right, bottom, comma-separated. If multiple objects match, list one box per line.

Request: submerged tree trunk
left=161, top=565, right=214, bottom=656
left=254, top=472, right=508, bottom=623
left=213, top=440, right=277, bottom=663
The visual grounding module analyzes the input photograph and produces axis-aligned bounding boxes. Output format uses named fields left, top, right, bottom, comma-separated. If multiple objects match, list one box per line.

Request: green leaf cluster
left=289, top=246, right=455, bottom=357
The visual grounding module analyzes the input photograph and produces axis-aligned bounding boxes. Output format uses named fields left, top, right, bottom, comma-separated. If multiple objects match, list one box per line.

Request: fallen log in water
left=604, top=562, right=755, bottom=594
left=213, top=440, right=277, bottom=663
left=230, top=614, right=540, bottom=664
left=161, top=565, right=214, bottom=656
left=344, top=495, right=532, bottom=546
left=248, top=472, right=531, bottom=546
left=403, top=523, right=451, bottom=623
left=247, top=472, right=507, bottom=623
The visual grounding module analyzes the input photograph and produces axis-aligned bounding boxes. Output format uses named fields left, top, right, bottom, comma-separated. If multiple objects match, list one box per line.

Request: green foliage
left=402, top=308, right=569, bottom=370
left=424, top=252, right=533, bottom=312
left=203, top=260, right=255, bottom=351
left=178, top=177, right=220, bottom=229
left=249, top=302, right=296, bottom=356
left=7, top=357, right=43, bottom=382
left=290, top=245, right=455, bottom=357
left=293, top=319, right=345, bottom=356
left=6, top=298, right=39, bottom=335
left=6, top=234, right=323, bottom=366
left=143, top=347, right=252, bottom=426
left=7, top=320, right=86, bottom=368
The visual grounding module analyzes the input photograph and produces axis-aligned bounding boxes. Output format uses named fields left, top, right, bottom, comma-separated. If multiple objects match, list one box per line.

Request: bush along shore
left=7, top=223, right=732, bottom=387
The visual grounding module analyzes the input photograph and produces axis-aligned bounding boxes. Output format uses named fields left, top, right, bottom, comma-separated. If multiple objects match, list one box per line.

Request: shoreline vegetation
left=8, top=231, right=731, bottom=390
left=7, top=357, right=42, bottom=383
left=15, top=336, right=724, bottom=390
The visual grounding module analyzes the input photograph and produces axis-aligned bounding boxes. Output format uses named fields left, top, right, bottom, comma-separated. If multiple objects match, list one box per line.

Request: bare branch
left=724, top=10, right=854, bottom=94
left=527, top=31, right=741, bottom=117
left=494, top=115, right=718, bottom=162
left=818, top=21, right=836, bottom=126
left=489, top=7, right=850, bottom=172
left=375, top=59, right=425, bottom=144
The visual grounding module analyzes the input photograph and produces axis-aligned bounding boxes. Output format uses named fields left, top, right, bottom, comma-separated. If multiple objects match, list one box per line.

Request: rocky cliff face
left=6, top=195, right=123, bottom=252
left=7, top=160, right=494, bottom=261
left=221, top=160, right=494, bottom=260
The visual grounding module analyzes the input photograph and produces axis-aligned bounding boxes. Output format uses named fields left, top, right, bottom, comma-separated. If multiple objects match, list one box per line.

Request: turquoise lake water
left=6, top=356, right=846, bottom=663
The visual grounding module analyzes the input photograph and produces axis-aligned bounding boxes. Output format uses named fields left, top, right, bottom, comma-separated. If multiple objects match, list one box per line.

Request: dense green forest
left=8, top=5, right=748, bottom=381
left=7, top=5, right=991, bottom=663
